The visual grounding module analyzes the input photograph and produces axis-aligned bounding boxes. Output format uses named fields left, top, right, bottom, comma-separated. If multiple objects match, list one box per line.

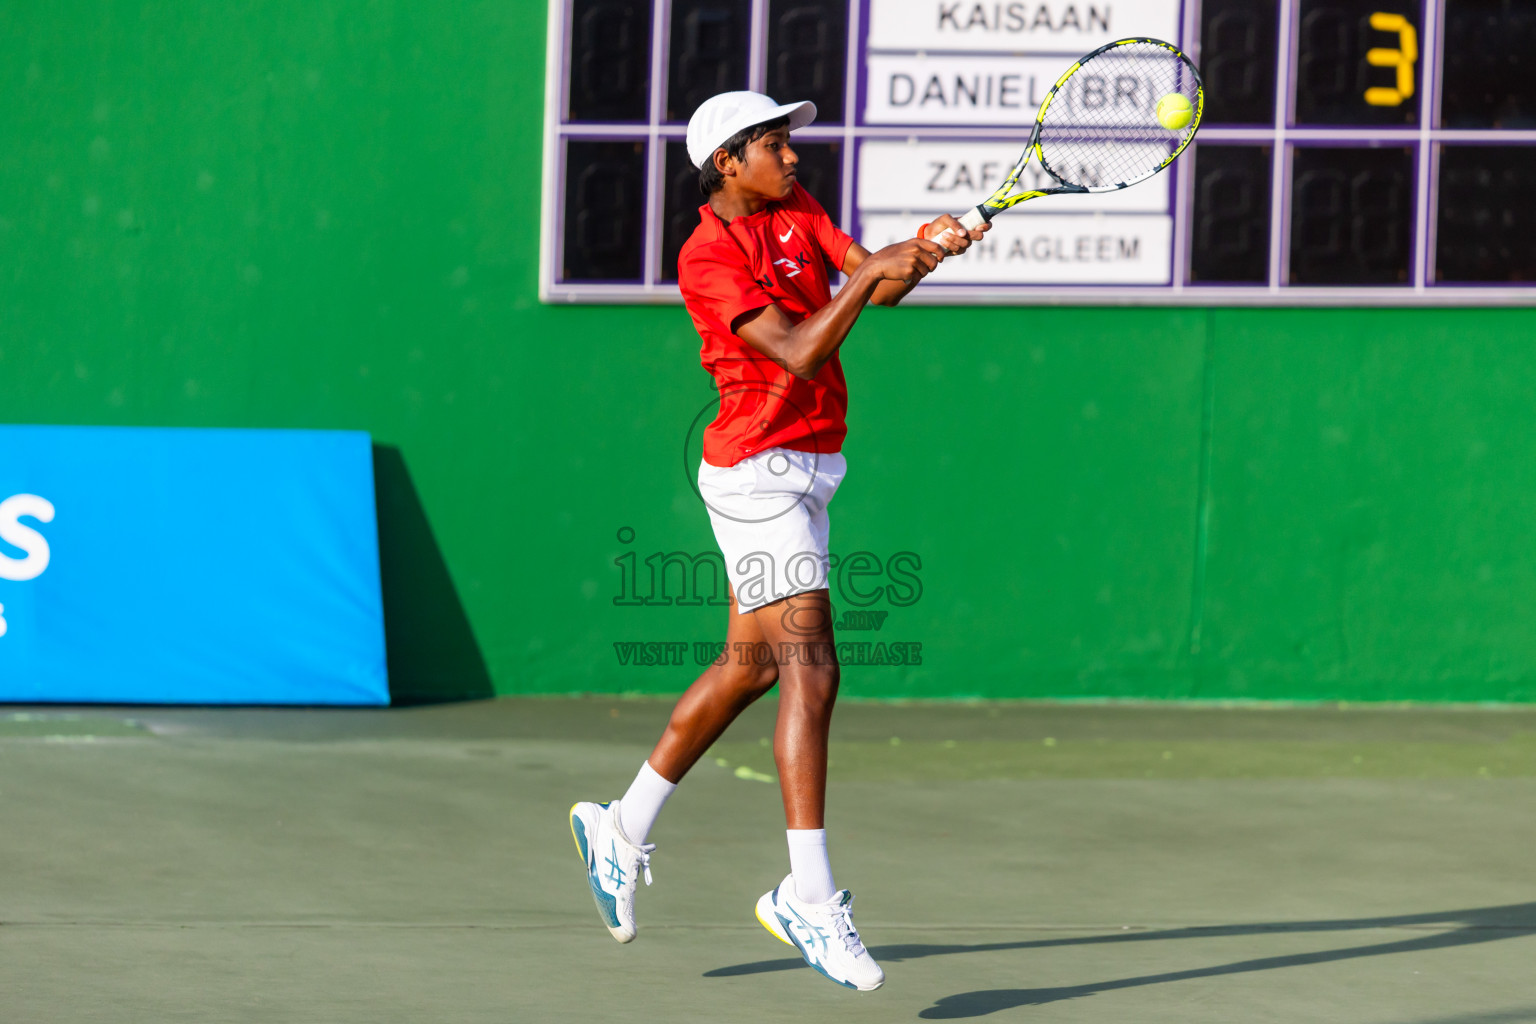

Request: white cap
left=686, top=91, right=817, bottom=169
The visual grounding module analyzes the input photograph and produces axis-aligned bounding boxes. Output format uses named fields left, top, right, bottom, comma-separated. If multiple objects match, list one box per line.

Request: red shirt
left=678, top=184, right=856, bottom=468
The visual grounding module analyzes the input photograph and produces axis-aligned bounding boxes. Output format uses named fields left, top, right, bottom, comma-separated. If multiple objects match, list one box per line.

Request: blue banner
left=0, top=426, right=387, bottom=704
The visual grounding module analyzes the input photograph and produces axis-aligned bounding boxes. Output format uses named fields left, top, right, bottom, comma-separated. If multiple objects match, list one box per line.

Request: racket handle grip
left=930, top=207, right=990, bottom=253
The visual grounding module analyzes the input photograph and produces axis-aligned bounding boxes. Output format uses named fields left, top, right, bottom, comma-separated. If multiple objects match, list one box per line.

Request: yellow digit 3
left=1365, top=12, right=1418, bottom=107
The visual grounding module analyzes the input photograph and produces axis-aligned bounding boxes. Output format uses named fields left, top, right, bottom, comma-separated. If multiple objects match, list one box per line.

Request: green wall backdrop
left=5, top=2, right=1535, bottom=702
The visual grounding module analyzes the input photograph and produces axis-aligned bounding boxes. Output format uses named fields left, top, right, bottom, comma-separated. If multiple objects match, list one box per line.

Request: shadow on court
left=705, top=902, right=1536, bottom=1018
left=1392, top=1012, right=1536, bottom=1024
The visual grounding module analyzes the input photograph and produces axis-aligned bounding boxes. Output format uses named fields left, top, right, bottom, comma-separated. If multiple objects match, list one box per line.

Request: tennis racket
left=934, top=37, right=1204, bottom=251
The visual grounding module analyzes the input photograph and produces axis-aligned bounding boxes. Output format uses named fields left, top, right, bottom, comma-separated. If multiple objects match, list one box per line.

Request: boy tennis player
left=570, top=91, right=985, bottom=991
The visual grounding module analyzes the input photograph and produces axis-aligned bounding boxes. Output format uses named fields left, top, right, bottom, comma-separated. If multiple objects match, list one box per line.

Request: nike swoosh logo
left=778, top=227, right=794, bottom=243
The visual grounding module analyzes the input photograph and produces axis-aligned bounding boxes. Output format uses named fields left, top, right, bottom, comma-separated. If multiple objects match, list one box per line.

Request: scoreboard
left=540, top=0, right=1536, bottom=305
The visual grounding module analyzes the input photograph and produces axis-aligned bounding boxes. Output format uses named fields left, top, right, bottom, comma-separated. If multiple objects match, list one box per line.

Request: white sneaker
left=755, top=874, right=885, bottom=991
left=569, top=799, right=654, bottom=943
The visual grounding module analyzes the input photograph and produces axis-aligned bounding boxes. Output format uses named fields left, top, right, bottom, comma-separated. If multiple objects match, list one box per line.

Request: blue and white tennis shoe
left=569, top=799, right=654, bottom=943
left=755, top=873, right=885, bottom=991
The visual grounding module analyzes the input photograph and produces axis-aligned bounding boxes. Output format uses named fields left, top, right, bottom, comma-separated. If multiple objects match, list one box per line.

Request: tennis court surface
left=5, top=697, right=1534, bottom=1023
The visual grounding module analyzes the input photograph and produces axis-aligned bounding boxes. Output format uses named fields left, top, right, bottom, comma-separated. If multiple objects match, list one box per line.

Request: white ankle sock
left=787, top=828, right=835, bottom=904
left=617, top=761, right=675, bottom=845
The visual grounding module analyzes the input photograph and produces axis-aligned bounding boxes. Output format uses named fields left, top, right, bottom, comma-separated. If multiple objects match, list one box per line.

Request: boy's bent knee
left=754, top=663, right=781, bottom=692
left=720, top=662, right=778, bottom=700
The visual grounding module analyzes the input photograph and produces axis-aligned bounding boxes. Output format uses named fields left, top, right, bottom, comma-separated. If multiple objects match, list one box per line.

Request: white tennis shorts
left=697, top=447, right=847, bottom=614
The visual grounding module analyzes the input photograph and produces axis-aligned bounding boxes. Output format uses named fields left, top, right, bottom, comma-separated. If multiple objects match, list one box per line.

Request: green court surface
left=4, top=698, right=1535, bottom=1023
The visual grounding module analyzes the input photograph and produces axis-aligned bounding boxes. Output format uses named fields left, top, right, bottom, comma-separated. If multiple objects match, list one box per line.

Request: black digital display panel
left=660, top=140, right=842, bottom=282
left=1199, top=0, right=1279, bottom=125
left=768, top=0, right=847, bottom=123
left=1441, top=0, right=1536, bottom=129
left=666, top=0, right=750, bottom=122
left=1290, top=146, right=1413, bottom=285
left=1436, top=146, right=1536, bottom=282
left=661, top=142, right=702, bottom=285
left=1295, top=0, right=1420, bottom=126
left=568, top=0, right=652, bottom=122
left=562, top=140, right=647, bottom=281
left=1190, top=145, right=1272, bottom=284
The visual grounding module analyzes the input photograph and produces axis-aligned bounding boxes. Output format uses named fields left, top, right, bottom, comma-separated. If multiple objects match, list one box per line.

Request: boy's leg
left=750, top=589, right=837, bottom=831
left=570, top=586, right=777, bottom=944
left=751, top=590, right=838, bottom=902
left=632, top=586, right=839, bottom=851
left=615, top=588, right=778, bottom=845
left=643, top=586, right=780, bottom=788
left=748, top=588, right=883, bottom=990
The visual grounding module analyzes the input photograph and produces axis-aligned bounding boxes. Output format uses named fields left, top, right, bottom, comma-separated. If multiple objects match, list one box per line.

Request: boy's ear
left=712, top=147, right=737, bottom=179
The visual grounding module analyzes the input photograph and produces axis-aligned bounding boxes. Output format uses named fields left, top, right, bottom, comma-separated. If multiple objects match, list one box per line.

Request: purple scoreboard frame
left=539, top=0, right=1536, bottom=306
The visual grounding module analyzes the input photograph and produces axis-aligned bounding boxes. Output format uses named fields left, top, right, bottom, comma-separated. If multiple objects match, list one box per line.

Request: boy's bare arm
left=733, top=237, right=948, bottom=381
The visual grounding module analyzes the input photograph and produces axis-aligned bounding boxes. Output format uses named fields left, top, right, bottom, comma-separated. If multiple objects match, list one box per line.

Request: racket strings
left=1037, top=42, right=1200, bottom=190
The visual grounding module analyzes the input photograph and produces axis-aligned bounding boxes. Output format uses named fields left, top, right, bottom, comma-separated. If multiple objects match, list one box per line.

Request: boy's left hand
left=922, top=214, right=990, bottom=255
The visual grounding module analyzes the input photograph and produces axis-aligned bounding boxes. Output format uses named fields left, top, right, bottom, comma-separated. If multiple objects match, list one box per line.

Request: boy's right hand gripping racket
left=934, top=38, right=1205, bottom=251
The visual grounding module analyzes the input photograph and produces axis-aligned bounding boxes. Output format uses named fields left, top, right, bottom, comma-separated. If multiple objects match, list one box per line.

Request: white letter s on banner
left=0, top=494, right=55, bottom=582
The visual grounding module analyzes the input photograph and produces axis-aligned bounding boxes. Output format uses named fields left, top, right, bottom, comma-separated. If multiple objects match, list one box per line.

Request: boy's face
left=725, top=127, right=798, bottom=200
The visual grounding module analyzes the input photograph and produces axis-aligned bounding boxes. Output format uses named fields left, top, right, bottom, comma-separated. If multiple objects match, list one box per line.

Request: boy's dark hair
left=698, top=116, right=791, bottom=197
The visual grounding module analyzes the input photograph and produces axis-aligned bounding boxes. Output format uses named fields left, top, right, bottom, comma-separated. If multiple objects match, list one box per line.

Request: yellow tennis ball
left=1157, top=92, right=1193, bottom=130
